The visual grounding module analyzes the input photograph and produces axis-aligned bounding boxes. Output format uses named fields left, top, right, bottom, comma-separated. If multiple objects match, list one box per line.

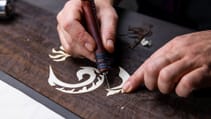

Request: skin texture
left=123, top=30, right=211, bottom=97
left=56, top=0, right=118, bottom=62
left=57, top=0, right=211, bottom=97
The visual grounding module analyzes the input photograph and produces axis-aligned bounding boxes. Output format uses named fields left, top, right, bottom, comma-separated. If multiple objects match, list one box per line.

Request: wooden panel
left=0, top=1, right=211, bottom=118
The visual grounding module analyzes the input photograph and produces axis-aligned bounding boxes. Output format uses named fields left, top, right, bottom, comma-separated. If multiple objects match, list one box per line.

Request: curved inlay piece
left=106, top=67, right=130, bottom=96
left=48, top=66, right=104, bottom=94
left=48, top=46, right=71, bottom=62
left=48, top=46, right=130, bottom=96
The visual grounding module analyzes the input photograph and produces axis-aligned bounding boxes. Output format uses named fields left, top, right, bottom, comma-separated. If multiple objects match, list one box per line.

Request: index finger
left=122, top=64, right=145, bottom=93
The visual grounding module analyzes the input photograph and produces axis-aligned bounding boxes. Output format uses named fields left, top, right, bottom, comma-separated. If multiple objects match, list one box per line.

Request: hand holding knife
left=81, top=0, right=113, bottom=87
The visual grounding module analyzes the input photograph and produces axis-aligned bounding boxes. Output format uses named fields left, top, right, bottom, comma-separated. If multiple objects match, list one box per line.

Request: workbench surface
left=0, top=1, right=211, bottom=119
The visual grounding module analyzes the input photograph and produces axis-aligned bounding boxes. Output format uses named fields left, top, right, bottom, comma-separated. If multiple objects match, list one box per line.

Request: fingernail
left=85, top=43, right=94, bottom=52
left=121, top=89, right=125, bottom=93
left=107, top=40, right=114, bottom=49
left=122, top=81, right=132, bottom=93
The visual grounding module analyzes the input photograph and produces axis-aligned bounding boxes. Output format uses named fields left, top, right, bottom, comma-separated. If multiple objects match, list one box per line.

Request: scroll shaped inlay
left=48, top=46, right=130, bottom=96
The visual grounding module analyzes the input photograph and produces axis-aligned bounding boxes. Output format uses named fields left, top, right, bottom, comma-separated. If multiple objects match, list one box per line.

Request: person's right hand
left=57, top=0, right=118, bottom=62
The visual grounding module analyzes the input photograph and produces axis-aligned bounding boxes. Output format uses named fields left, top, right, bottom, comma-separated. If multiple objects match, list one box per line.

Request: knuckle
left=64, top=0, right=72, bottom=8
left=59, top=7, right=76, bottom=31
left=63, top=21, right=72, bottom=32
left=171, top=36, right=183, bottom=45
left=63, top=44, right=72, bottom=53
left=173, top=36, right=180, bottom=40
left=57, top=16, right=72, bottom=33
left=171, top=35, right=190, bottom=48
left=145, top=62, right=152, bottom=72
left=102, top=7, right=118, bottom=20
left=159, top=68, right=171, bottom=84
left=158, top=69, right=174, bottom=94
left=62, top=41, right=74, bottom=54
left=173, top=35, right=184, bottom=41
left=57, top=0, right=72, bottom=23
left=56, top=25, right=60, bottom=31
left=76, top=30, right=86, bottom=42
left=56, top=11, right=62, bottom=22
left=109, top=12, right=118, bottom=21
left=145, top=62, right=157, bottom=75
left=104, top=28, right=115, bottom=39
left=112, top=11, right=119, bottom=21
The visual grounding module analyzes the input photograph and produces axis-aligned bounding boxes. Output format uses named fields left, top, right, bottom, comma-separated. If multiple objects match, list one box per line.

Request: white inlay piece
left=49, top=46, right=71, bottom=62
left=48, top=66, right=104, bottom=94
left=121, top=106, right=125, bottom=110
left=106, top=89, right=121, bottom=96
left=48, top=46, right=130, bottom=96
left=106, top=67, right=130, bottom=96
left=141, top=38, right=152, bottom=47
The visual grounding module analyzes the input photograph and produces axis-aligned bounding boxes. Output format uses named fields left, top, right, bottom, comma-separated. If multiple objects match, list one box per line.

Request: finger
left=175, top=66, right=209, bottom=97
left=144, top=52, right=181, bottom=91
left=64, top=20, right=96, bottom=53
left=57, top=0, right=82, bottom=24
left=144, top=57, right=171, bottom=91
left=72, top=42, right=96, bottom=62
left=122, top=64, right=145, bottom=93
left=57, top=1, right=96, bottom=53
left=57, top=25, right=72, bottom=54
left=58, top=25, right=96, bottom=61
left=122, top=48, right=181, bottom=93
left=157, top=58, right=195, bottom=94
left=99, top=7, right=118, bottom=53
left=69, top=21, right=96, bottom=61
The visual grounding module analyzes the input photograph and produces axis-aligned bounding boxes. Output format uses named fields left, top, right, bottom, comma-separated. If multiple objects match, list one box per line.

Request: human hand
left=123, top=30, right=211, bottom=97
left=57, top=0, right=118, bottom=62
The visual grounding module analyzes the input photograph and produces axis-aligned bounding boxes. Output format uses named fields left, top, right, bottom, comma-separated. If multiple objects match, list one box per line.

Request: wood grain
left=0, top=1, right=211, bottom=119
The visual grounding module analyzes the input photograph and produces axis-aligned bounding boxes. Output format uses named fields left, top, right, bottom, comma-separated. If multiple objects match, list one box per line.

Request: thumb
left=99, top=7, right=118, bottom=53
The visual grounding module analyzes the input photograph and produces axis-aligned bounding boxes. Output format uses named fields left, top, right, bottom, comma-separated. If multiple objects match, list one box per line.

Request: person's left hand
left=122, top=30, right=211, bottom=97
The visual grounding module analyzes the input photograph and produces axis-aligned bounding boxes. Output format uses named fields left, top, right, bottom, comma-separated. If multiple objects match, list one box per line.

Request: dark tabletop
left=0, top=0, right=211, bottom=119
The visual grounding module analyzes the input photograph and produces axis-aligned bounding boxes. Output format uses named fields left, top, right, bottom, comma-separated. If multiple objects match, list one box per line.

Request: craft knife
left=81, top=0, right=112, bottom=88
